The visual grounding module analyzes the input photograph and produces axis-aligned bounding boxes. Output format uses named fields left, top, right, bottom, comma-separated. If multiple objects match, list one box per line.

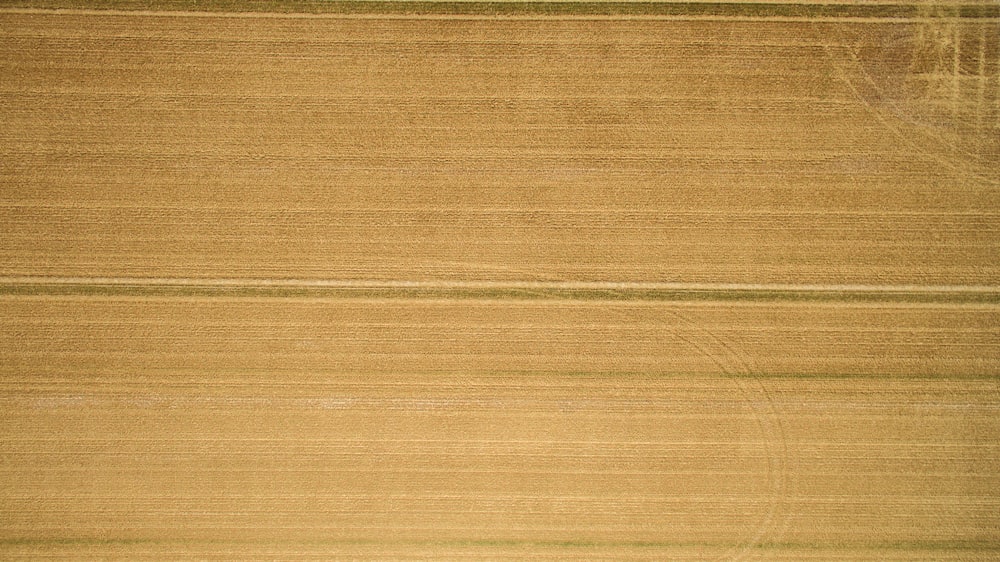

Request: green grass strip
left=1, top=1, right=997, bottom=19
left=2, top=282, right=999, bottom=304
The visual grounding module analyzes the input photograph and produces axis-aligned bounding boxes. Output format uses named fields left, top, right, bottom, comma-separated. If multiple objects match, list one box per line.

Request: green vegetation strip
left=1, top=537, right=997, bottom=550
left=0, top=1, right=997, bottom=18
left=3, top=282, right=999, bottom=303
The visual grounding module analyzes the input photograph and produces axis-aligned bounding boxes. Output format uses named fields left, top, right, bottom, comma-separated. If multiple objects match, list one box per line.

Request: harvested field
left=1, top=1, right=998, bottom=559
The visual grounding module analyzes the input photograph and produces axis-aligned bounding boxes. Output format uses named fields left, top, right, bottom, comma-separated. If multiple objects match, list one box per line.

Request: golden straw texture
left=1, top=1, right=998, bottom=559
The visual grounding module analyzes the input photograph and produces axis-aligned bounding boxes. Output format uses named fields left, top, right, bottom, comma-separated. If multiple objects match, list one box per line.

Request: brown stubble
left=0, top=4, right=998, bottom=560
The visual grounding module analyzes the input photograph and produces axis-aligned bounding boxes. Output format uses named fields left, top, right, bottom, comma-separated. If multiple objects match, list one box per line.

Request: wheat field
left=1, top=1, right=998, bottom=559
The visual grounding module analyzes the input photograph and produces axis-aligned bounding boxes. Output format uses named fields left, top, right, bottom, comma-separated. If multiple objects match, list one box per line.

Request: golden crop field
left=1, top=1, right=998, bottom=559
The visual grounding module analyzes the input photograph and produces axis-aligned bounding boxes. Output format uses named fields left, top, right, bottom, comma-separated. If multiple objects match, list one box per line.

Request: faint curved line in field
left=846, top=44, right=989, bottom=167
left=821, top=35, right=997, bottom=186
left=660, top=308, right=789, bottom=561
left=607, top=304, right=788, bottom=560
